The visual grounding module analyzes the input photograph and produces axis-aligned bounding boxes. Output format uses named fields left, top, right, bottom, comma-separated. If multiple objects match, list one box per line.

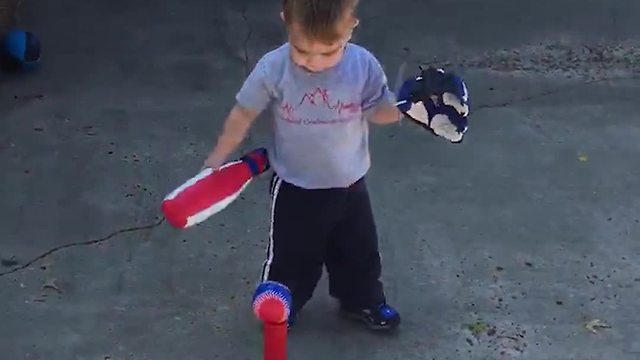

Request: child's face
left=284, top=17, right=358, bottom=73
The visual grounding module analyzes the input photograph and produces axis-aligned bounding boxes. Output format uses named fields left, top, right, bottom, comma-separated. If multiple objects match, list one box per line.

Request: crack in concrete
left=474, top=73, right=640, bottom=111
left=475, top=87, right=570, bottom=111
left=0, top=217, right=165, bottom=277
left=610, top=2, right=619, bottom=41
left=240, top=4, right=252, bottom=77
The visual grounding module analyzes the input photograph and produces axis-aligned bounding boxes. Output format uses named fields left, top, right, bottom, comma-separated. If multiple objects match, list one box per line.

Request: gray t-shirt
left=236, top=42, right=395, bottom=189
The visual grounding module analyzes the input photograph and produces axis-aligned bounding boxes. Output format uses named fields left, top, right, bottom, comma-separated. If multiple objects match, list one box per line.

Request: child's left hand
left=396, top=67, right=470, bottom=143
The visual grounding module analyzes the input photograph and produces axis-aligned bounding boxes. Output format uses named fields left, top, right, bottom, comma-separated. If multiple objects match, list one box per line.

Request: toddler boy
left=205, top=0, right=406, bottom=331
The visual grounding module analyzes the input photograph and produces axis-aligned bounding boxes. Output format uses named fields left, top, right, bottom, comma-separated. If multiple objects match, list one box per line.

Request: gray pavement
left=1, top=0, right=640, bottom=359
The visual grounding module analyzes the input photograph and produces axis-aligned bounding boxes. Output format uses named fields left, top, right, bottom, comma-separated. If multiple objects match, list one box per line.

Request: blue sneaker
left=340, top=303, right=401, bottom=331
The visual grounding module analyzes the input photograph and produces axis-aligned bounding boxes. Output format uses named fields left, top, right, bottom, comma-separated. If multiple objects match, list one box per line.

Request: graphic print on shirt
left=278, top=87, right=362, bottom=126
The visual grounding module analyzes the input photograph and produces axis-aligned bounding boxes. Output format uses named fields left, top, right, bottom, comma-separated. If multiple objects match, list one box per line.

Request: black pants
left=260, top=173, right=386, bottom=313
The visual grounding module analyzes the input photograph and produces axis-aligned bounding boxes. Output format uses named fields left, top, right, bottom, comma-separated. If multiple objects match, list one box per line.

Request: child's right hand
left=203, top=152, right=225, bottom=171
left=202, top=103, right=260, bottom=171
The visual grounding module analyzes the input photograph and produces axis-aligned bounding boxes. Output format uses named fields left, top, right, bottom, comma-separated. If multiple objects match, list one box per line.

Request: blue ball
left=1, top=28, right=41, bottom=72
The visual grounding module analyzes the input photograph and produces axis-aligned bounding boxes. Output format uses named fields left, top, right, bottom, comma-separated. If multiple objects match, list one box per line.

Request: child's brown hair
left=282, top=0, right=359, bottom=43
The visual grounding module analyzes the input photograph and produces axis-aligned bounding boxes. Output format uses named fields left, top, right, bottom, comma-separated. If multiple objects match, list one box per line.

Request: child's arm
left=203, top=104, right=260, bottom=169
left=204, top=57, right=273, bottom=169
left=368, top=102, right=402, bottom=124
left=362, top=53, right=402, bottom=125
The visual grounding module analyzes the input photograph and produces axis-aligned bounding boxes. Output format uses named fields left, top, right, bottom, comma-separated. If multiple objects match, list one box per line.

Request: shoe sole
left=340, top=311, right=400, bottom=331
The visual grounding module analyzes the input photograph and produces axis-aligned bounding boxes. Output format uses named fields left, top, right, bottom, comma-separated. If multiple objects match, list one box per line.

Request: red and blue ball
left=252, top=281, right=292, bottom=324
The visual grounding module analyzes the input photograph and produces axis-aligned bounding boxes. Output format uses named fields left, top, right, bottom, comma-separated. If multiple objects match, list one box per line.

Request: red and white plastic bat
left=161, top=148, right=270, bottom=229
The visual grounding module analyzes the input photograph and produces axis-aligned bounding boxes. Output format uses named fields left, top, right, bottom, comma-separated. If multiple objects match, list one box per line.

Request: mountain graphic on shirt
left=279, top=87, right=360, bottom=125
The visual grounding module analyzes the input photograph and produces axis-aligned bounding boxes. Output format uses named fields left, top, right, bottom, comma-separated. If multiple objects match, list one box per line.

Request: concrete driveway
left=1, top=0, right=639, bottom=359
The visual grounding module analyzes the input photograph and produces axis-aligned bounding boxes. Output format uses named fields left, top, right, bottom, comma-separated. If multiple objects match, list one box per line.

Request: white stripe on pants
left=261, top=174, right=283, bottom=281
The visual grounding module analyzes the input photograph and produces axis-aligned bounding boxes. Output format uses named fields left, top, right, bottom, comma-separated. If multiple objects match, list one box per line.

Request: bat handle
left=263, top=321, right=287, bottom=360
